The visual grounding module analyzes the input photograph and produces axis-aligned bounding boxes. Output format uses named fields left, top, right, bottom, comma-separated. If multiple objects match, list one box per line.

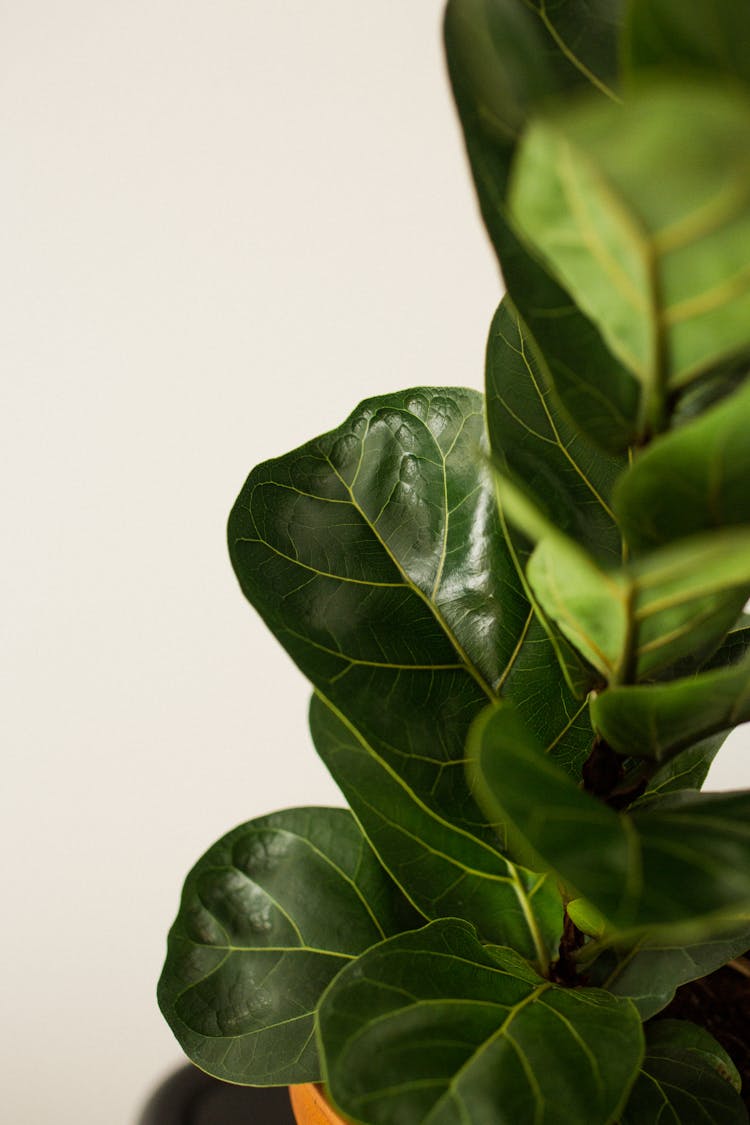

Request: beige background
left=2, top=3, right=747, bottom=1122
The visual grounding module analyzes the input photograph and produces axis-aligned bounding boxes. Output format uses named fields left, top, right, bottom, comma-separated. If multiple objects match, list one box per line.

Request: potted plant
left=158, top=1, right=750, bottom=1121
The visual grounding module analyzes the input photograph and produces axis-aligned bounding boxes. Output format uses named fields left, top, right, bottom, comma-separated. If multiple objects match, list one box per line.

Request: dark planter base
left=139, top=1065, right=296, bottom=1125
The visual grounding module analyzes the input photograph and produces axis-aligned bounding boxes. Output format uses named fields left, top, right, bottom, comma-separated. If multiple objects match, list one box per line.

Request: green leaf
left=583, top=922, right=750, bottom=1019
left=642, top=734, right=728, bottom=797
left=624, top=0, right=750, bottom=89
left=591, top=652, right=750, bottom=762
left=310, top=693, right=563, bottom=966
left=157, top=807, right=416, bottom=1085
left=622, top=1020, right=747, bottom=1124
left=495, top=470, right=750, bottom=681
left=468, top=704, right=750, bottom=932
left=486, top=297, right=624, bottom=563
left=509, top=80, right=750, bottom=435
left=317, top=918, right=643, bottom=1125
left=445, top=0, right=640, bottom=451
left=228, top=388, right=572, bottom=961
left=615, top=378, right=750, bottom=551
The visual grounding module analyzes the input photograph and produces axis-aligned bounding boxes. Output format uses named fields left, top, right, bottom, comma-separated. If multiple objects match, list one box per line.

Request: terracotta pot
left=289, top=1083, right=348, bottom=1124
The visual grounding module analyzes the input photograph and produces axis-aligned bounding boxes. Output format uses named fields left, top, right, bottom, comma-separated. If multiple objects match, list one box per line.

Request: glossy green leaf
left=621, top=1020, right=747, bottom=1124
left=583, top=922, right=750, bottom=1019
left=309, top=693, right=563, bottom=967
left=624, top=0, right=750, bottom=89
left=469, top=704, right=750, bottom=931
left=486, top=297, right=624, bottom=562
left=228, top=388, right=516, bottom=831
left=510, top=81, right=750, bottom=434
left=445, top=0, right=640, bottom=450
left=157, top=808, right=416, bottom=1085
left=318, top=918, right=643, bottom=1125
left=615, top=378, right=750, bottom=551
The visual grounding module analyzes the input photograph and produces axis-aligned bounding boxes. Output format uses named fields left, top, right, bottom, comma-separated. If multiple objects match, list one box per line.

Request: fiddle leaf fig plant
left=159, top=1, right=750, bottom=1120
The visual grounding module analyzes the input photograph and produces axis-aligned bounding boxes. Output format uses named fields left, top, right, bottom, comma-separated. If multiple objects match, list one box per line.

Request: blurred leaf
left=615, top=378, right=750, bottom=551
left=591, top=651, right=750, bottom=761
left=158, top=808, right=416, bottom=1085
left=446, top=0, right=640, bottom=450
left=643, top=734, right=728, bottom=797
left=583, top=922, right=750, bottom=1019
left=318, top=918, right=643, bottom=1125
left=510, top=81, right=750, bottom=435
left=469, top=704, right=750, bottom=932
left=621, top=1020, right=747, bottom=1124
left=310, top=693, right=563, bottom=965
left=495, top=469, right=750, bottom=682
left=624, top=0, right=750, bottom=89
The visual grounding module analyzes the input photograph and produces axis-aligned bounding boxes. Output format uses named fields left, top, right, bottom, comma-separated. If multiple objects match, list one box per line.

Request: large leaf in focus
left=584, top=923, right=750, bottom=1019
left=624, top=0, right=750, bottom=89
left=615, top=378, right=750, bottom=551
left=318, top=918, right=643, bottom=1125
left=510, top=81, right=750, bottom=434
left=486, top=297, right=624, bottom=562
left=157, top=808, right=416, bottom=1085
left=310, top=693, right=563, bottom=967
left=622, top=1020, right=747, bottom=1124
left=469, top=704, right=750, bottom=931
left=228, top=389, right=570, bottom=956
left=591, top=653, right=750, bottom=762
left=228, top=388, right=516, bottom=835
left=446, top=0, right=640, bottom=450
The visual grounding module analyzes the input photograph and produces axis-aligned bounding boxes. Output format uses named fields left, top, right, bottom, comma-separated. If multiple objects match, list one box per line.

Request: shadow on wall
left=139, top=1066, right=296, bottom=1125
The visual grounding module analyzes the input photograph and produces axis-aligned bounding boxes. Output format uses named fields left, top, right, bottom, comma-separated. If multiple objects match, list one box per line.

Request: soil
left=656, top=956, right=750, bottom=1108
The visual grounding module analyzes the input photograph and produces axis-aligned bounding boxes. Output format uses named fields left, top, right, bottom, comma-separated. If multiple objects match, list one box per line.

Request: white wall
left=2, top=3, right=746, bottom=1122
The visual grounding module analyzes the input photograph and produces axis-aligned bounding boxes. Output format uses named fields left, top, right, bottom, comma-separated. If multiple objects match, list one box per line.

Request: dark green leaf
left=228, top=388, right=517, bottom=833
left=624, top=0, right=750, bottom=89
left=228, top=389, right=570, bottom=960
left=583, top=923, right=750, bottom=1019
left=642, top=734, right=728, bottom=797
left=615, top=378, right=750, bottom=551
left=157, top=807, right=415, bottom=1085
left=310, top=693, right=563, bottom=967
left=469, top=704, right=750, bottom=931
left=445, top=0, right=640, bottom=450
left=622, top=1020, right=747, bottom=1124
left=318, top=918, right=643, bottom=1125
left=509, top=81, right=750, bottom=434
left=486, top=297, right=624, bottom=562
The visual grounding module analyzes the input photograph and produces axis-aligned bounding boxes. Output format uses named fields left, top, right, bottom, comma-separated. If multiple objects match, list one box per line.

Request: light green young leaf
left=468, top=704, right=750, bottom=932
left=157, top=808, right=417, bottom=1085
left=591, top=651, right=750, bottom=761
left=318, top=918, right=643, bottom=1125
left=614, top=377, right=750, bottom=551
left=510, top=81, right=750, bottom=435
left=621, top=1020, right=747, bottom=1124
left=624, top=0, right=750, bottom=89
